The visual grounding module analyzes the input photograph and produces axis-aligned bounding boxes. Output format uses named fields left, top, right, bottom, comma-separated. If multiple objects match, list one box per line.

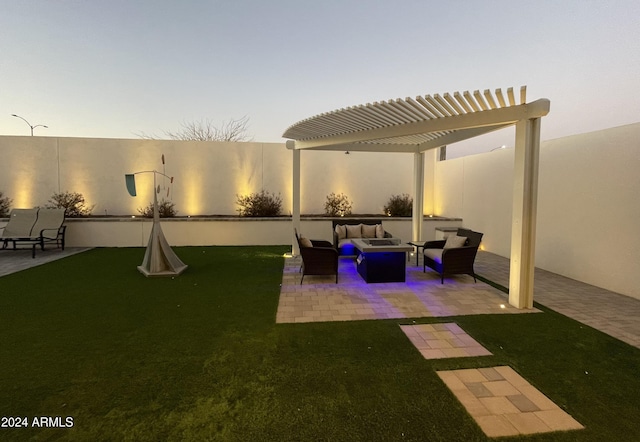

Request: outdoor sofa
left=332, top=219, right=392, bottom=256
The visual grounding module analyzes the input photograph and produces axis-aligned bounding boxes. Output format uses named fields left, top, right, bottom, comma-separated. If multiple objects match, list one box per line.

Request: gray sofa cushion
left=444, top=235, right=467, bottom=249
left=362, top=224, right=377, bottom=238
left=346, top=224, right=362, bottom=238
left=334, top=224, right=347, bottom=240
left=424, top=248, right=443, bottom=264
left=299, top=237, right=313, bottom=248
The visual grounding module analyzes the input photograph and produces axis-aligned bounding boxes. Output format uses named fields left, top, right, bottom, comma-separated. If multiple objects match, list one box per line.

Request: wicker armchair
left=295, top=229, right=339, bottom=284
left=423, top=228, right=483, bottom=284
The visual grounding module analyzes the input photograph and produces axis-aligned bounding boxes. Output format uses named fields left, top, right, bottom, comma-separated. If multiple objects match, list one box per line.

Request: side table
left=407, top=240, right=427, bottom=266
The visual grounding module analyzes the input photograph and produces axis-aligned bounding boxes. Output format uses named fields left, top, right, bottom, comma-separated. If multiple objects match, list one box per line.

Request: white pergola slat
left=507, top=87, right=516, bottom=106
left=283, top=86, right=549, bottom=309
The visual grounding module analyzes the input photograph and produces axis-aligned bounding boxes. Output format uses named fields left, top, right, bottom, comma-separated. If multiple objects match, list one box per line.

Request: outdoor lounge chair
left=423, top=228, right=483, bottom=284
left=295, top=228, right=339, bottom=284
left=1, top=208, right=39, bottom=250
left=2, top=208, right=66, bottom=258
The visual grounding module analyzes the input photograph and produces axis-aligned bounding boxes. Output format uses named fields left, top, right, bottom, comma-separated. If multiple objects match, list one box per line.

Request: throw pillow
left=299, top=237, right=313, bottom=248
left=443, top=235, right=467, bottom=249
left=375, top=224, right=384, bottom=238
left=335, top=224, right=347, bottom=240
left=362, top=224, right=377, bottom=238
left=346, top=224, right=362, bottom=238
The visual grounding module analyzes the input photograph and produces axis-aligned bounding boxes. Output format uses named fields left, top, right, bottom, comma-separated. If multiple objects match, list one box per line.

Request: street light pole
left=11, top=114, right=48, bottom=136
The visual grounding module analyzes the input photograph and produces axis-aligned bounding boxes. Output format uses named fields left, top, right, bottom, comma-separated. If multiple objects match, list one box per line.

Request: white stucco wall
left=535, top=124, right=640, bottom=299
left=0, top=137, right=292, bottom=216
left=299, top=150, right=415, bottom=215
left=434, top=122, right=640, bottom=301
left=0, top=136, right=418, bottom=216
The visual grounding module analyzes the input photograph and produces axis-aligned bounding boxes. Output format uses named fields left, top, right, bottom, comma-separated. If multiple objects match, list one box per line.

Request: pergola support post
left=288, top=140, right=301, bottom=256
left=509, top=118, right=541, bottom=308
left=412, top=152, right=425, bottom=241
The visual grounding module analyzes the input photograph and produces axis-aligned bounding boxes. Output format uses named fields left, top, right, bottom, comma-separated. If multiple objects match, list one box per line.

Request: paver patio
left=0, top=247, right=91, bottom=277
left=277, top=254, right=538, bottom=323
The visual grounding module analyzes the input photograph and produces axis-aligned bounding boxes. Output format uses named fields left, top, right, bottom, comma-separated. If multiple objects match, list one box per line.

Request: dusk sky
left=2, top=0, right=639, bottom=158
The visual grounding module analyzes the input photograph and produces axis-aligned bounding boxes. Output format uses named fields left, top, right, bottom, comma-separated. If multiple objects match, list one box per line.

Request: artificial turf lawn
left=1, top=247, right=639, bottom=441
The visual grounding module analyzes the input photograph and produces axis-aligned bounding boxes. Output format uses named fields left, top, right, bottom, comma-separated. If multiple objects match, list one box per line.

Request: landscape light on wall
left=125, top=155, right=187, bottom=277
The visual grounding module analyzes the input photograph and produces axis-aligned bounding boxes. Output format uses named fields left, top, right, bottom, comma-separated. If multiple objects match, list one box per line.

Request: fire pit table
left=351, top=238, right=413, bottom=283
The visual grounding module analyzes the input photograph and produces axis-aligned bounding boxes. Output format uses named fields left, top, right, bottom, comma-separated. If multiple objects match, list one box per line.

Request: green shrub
left=236, top=190, right=282, bottom=217
left=324, top=192, right=352, bottom=217
left=46, top=191, right=94, bottom=217
left=384, top=193, right=413, bottom=217
left=137, top=199, right=178, bottom=218
left=0, top=191, right=12, bottom=217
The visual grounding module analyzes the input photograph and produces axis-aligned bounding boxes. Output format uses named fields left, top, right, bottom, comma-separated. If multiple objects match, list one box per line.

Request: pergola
left=283, top=86, right=550, bottom=309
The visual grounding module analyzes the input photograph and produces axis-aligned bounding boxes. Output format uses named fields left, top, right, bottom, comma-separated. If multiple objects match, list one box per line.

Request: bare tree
left=137, top=115, right=251, bottom=142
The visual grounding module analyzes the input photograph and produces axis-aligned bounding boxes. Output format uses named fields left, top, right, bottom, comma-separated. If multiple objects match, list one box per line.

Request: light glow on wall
left=13, top=176, right=35, bottom=208
left=62, top=162, right=98, bottom=214
left=182, top=174, right=203, bottom=216
left=233, top=146, right=260, bottom=200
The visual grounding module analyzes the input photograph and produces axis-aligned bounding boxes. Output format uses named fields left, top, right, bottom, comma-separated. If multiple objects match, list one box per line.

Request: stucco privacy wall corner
left=434, top=121, right=640, bottom=302
left=284, top=86, right=550, bottom=310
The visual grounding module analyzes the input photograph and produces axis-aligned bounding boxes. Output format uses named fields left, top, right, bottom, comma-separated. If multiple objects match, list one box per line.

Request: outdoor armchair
left=423, top=228, right=483, bottom=284
left=295, top=229, right=339, bottom=284
left=28, top=208, right=66, bottom=254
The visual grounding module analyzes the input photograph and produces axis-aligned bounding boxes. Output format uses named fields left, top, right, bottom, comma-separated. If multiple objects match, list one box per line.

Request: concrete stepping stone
left=400, top=322, right=492, bottom=359
left=437, top=366, right=584, bottom=437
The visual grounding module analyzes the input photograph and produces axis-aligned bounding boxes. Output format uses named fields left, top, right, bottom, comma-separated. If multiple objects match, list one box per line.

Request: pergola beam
left=415, top=124, right=514, bottom=152
left=299, top=142, right=418, bottom=153
left=308, top=123, right=516, bottom=155
left=293, top=99, right=549, bottom=150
